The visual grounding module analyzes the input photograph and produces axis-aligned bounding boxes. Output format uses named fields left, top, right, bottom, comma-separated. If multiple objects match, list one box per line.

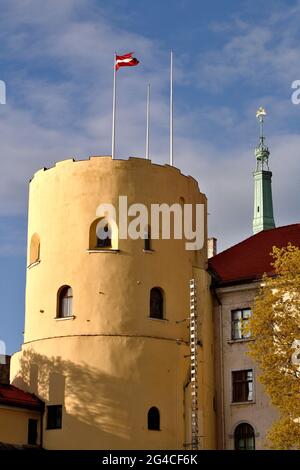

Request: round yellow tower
left=10, top=156, right=215, bottom=449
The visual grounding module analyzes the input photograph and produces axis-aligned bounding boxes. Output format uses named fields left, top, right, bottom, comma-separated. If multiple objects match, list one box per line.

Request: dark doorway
left=28, top=418, right=38, bottom=445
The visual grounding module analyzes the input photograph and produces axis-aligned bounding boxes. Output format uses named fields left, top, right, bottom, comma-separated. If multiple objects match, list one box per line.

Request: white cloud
left=197, top=2, right=300, bottom=92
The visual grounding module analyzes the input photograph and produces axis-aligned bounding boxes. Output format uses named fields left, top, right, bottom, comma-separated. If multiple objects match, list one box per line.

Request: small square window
left=46, top=405, right=62, bottom=430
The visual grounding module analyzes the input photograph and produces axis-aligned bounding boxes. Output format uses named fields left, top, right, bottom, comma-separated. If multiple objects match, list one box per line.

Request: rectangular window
left=232, top=369, right=253, bottom=403
left=231, top=308, right=252, bottom=340
left=46, top=405, right=62, bottom=429
left=27, top=418, right=38, bottom=445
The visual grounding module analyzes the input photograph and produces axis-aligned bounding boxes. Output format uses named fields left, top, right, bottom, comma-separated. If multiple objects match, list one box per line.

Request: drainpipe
left=212, top=287, right=225, bottom=449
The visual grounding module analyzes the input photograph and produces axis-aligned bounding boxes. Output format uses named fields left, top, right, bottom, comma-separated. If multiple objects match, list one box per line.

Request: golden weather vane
left=255, top=107, right=270, bottom=170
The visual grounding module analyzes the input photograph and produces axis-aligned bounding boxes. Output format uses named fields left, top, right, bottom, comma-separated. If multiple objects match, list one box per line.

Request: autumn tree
left=247, top=244, right=300, bottom=449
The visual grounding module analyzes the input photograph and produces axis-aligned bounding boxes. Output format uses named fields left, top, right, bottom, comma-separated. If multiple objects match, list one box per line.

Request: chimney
left=208, top=237, right=217, bottom=258
left=0, top=355, right=11, bottom=384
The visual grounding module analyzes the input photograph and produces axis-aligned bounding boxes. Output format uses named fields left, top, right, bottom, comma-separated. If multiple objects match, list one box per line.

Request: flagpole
left=170, top=50, right=173, bottom=166
left=112, top=53, right=116, bottom=159
left=146, top=83, right=150, bottom=159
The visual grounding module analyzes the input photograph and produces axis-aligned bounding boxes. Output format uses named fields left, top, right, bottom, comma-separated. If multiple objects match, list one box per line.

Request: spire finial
left=255, top=106, right=270, bottom=170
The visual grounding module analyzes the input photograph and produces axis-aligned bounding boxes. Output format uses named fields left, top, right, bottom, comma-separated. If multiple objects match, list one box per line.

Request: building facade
left=209, top=224, right=300, bottom=450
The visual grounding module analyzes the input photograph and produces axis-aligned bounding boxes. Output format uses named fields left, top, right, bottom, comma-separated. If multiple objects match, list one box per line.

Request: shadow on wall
left=12, top=349, right=130, bottom=444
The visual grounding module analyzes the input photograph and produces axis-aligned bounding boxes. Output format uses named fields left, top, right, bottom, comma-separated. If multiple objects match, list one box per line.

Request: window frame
left=234, top=422, right=255, bottom=450
left=232, top=369, right=254, bottom=403
left=89, top=218, right=118, bottom=251
left=57, top=286, right=73, bottom=318
left=149, top=287, right=165, bottom=320
left=231, top=308, right=252, bottom=341
left=46, top=405, right=62, bottom=430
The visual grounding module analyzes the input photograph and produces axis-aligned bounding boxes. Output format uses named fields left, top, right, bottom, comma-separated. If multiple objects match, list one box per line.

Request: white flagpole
left=170, top=50, right=173, bottom=166
left=146, top=83, right=150, bottom=159
left=112, top=53, right=117, bottom=159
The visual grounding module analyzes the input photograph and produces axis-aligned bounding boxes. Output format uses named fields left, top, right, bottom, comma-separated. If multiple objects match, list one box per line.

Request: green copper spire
left=252, top=107, right=275, bottom=234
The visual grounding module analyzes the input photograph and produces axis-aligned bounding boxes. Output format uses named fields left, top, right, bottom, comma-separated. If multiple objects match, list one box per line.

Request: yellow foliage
left=247, top=244, right=300, bottom=449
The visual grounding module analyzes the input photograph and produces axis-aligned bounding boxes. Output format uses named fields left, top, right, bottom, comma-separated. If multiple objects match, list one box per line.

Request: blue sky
left=1, top=0, right=300, bottom=354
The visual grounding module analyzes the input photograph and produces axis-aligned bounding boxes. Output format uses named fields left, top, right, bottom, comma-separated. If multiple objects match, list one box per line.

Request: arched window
left=150, top=288, right=164, bottom=319
left=29, top=233, right=40, bottom=264
left=57, top=286, right=73, bottom=318
left=148, top=407, right=160, bottom=431
left=89, top=218, right=118, bottom=250
left=144, top=225, right=151, bottom=251
left=234, top=423, right=255, bottom=450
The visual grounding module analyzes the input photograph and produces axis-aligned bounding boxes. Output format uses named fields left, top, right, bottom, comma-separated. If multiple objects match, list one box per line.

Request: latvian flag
left=115, top=52, right=139, bottom=71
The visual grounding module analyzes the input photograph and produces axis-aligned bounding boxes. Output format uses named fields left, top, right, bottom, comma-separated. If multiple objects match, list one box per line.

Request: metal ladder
left=190, top=279, right=199, bottom=450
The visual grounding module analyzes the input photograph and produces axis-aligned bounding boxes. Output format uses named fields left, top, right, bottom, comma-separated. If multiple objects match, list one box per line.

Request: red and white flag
left=111, top=52, right=139, bottom=159
left=115, top=52, right=139, bottom=71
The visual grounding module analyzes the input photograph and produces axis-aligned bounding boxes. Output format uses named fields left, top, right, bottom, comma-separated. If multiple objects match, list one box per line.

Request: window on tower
left=29, top=233, right=40, bottom=265
left=89, top=218, right=118, bottom=250
left=57, top=286, right=73, bottom=318
left=147, top=407, right=160, bottom=431
left=149, top=288, right=164, bottom=319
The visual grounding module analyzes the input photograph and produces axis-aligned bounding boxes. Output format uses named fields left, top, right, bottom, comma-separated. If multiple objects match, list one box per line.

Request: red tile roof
left=0, top=384, right=44, bottom=411
left=208, top=224, right=300, bottom=287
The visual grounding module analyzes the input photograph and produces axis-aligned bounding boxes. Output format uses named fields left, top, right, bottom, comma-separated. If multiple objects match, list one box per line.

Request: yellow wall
left=193, top=268, right=216, bottom=449
left=0, top=406, right=41, bottom=446
left=10, top=156, right=215, bottom=450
